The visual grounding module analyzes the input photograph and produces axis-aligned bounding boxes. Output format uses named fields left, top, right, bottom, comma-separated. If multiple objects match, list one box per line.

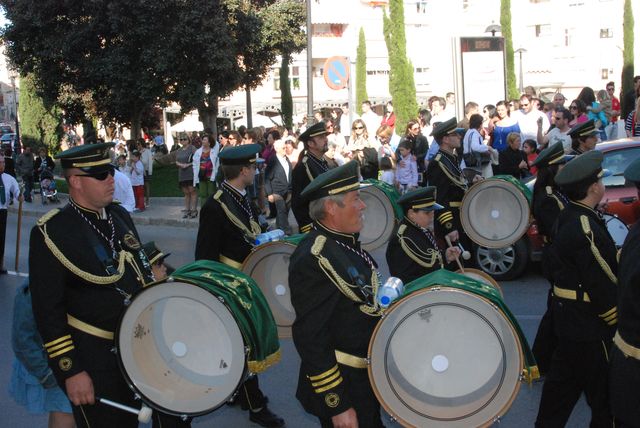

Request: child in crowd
left=395, top=141, right=418, bottom=194
left=523, top=139, right=539, bottom=176
left=379, top=156, right=395, bottom=185
left=116, top=154, right=130, bottom=177
left=129, top=150, right=145, bottom=212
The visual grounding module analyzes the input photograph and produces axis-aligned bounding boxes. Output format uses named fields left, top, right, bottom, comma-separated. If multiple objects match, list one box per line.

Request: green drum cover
left=492, top=175, right=533, bottom=205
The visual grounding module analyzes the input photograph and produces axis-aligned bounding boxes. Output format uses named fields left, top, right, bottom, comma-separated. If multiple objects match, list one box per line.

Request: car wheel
left=474, top=238, right=529, bottom=281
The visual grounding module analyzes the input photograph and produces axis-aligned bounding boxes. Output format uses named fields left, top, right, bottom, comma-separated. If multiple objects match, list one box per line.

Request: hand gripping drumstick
left=445, top=236, right=465, bottom=273
left=97, top=397, right=153, bottom=423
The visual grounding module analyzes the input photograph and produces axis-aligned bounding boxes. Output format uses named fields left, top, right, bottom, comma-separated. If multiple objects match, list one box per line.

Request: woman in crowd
left=497, top=132, right=528, bottom=179
left=490, top=100, right=520, bottom=153
left=381, top=101, right=396, bottom=130
left=463, top=113, right=496, bottom=179
left=568, top=99, right=589, bottom=127
left=175, top=135, right=198, bottom=218
left=624, top=96, right=640, bottom=137
left=345, top=119, right=379, bottom=179
left=193, top=134, right=219, bottom=208
left=326, top=118, right=346, bottom=156
left=376, top=124, right=397, bottom=166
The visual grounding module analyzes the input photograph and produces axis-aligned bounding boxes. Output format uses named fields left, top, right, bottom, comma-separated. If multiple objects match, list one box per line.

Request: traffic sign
left=323, top=56, right=350, bottom=90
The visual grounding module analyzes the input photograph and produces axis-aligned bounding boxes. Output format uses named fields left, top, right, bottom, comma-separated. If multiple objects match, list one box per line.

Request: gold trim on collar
left=67, top=314, right=114, bottom=340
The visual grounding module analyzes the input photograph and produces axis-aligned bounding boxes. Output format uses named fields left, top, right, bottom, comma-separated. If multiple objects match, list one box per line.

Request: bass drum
left=456, top=267, right=503, bottom=298
left=360, top=179, right=403, bottom=251
left=116, top=281, right=246, bottom=416
left=604, top=213, right=629, bottom=248
left=368, top=277, right=523, bottom=427
left=461, top=175, right=532, bottom=249
left=241, top=238, right=300, bottom=338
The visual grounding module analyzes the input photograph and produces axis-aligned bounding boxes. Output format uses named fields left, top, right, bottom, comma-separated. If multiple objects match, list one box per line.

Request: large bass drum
left=368, top=270, right=528, bottom=427
left=604, top=213, right=629, bottom=248
left=116, top=261, right=280, bottom=417
left=461, top=175, right=532, bottom=249
left=360, top=179, right=403, bottom=251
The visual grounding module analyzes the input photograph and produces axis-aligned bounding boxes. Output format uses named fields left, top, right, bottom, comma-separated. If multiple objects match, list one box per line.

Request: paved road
left=0, top=212, right=591, bottom=427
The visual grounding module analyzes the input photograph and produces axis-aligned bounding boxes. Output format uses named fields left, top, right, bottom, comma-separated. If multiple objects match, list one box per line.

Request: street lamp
left=485, top=24, right=501, bottom=37
left=514, top=48, right=527, bottom=94
left=305, top=0, right=314, bottom=125
left=8, top=69, right=20, bottom=155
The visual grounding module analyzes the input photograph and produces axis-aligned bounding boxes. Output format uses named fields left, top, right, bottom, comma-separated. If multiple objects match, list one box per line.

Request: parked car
left=475, top=138, right=640, bottom=280
left=0, top=133, right=18, bottom=155
left=0, top=123, right=13, bottom=136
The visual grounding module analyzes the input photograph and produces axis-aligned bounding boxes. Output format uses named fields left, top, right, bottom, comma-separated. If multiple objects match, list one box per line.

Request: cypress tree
left=18, top=74, right=62, bottom=151
left=280, top=53, right=293, bottom=129
left=383, top=0, right=418, bottom=134
left=501, top=0, right=519, bottom=99
left=356, top=27, right=368, bottom=115
left=621, top=0, right=634, bottom=103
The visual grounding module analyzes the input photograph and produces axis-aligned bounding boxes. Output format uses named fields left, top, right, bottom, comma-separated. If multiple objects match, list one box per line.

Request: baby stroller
left=39, top=168, right=59, bottom=204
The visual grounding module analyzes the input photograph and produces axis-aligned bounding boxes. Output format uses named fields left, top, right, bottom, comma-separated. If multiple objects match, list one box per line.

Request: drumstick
left=445, top=236, right=465, bottom=273
left=97, top=397, right=153, bottom=423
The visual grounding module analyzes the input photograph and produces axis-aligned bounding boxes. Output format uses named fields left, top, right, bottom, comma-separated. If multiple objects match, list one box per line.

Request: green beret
left=218, top=143, right=260, bottom=165
left=555, top=150, right=610, bottom=187
left=397, top=186, right=444, bottom=212
left=430, top=117, right=459, bottom=141
left=55, top=142, right=115, bottom=173
left=299, top=122, right=328, bottom=143
left=568, top=119, right=599, bottom=139
left=532, top=142, right=574, bottom=168
left=624, top=156, right=640, bottom=183
left=142, top=241, right=170, bottom=265
left=301, top=160, right=369, bottom=201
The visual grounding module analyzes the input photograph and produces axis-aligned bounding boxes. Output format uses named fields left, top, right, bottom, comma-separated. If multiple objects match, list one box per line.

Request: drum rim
left=360, top=184, right=399, bottom=251
left=367, top=287, right=523, bottom=427
left=456, top=268, right=503, bottom=298
left=240, top=241, right=298, bottom=337
left=461, top=179, right=531, bottom=249
left=115, top=280, right=247, bottom=417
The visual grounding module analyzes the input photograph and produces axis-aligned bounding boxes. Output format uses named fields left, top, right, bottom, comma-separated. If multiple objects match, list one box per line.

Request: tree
left=382, top=0, right=418, bottom=134
left=18, top=74, right=62, bottom=151
left=280, top=54, right=293, bottom=129
left=501, top=0, right=519, bottom=100
left=356, top=27, right=368, bottom=115
left=621, top=0, right=634, bottom=103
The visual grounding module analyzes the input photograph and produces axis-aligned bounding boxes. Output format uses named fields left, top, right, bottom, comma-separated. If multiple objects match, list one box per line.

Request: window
left=273, top=66, right=301, bottom=91
left=416, top=0, right=428, bottom=13
left=534, top=24, right=551, bottom=38
left=601, top=69, right=609, bottom=80
left=600, top=28, right=613, bottom=38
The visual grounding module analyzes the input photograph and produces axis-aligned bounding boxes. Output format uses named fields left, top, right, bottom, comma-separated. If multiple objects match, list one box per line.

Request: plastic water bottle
left=377, top=277, right=404, bottom=308
left=254, top=229, right=285, bottom=245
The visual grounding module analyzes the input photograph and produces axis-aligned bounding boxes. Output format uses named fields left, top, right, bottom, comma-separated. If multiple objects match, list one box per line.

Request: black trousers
left=609, top=345, right=640, bottom=428
left=0, top=209, right=6, bottom=269
left=237, top=375, right=266, bottom=411
left=535, top=339, right=613, bottom=428
left=532, top=286, right=557, bottom=376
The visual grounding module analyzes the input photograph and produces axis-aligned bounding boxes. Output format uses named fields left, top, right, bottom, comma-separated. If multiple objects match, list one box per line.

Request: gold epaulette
left=37, top=208, right=60, bottom=226
left=435, top=153, right=442, bottom=161
left=398, top=224, right=407, bottom=236
left=213, top=189, right=223, bottom=200
left=311, top=235, right=326, bottom=256
left=545, top=186, right=553, bottom=196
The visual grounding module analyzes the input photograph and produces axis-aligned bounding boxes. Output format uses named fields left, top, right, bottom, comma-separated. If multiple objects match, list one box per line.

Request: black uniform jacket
left=28, top=200, right=153, bottom=386
left=616, top=222, right=640, bottom=348
left=386, top=218, right=446, bottom=284
left=532, top=185, right=568, bottom=241
left=291, top=152, right=330, bottom=233
left=195, top=181, right=261, bottom=268
left=425, top=150, right=466, bottom=236
left=548, top=201, right=618, bottom=341
left=289, top=222, right=382, bottom=419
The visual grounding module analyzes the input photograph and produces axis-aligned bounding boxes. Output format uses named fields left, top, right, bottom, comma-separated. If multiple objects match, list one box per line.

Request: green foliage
left=621, top=0, right=635, bottom=99
left=501, top=0, right=519, bottom=100
left=356, top=28, right=368, bottom=115
left=382, top=0, right=418, bottom=134
left=280, top=54, right=293, bottom=129
left=18, top=74, right=62, bottom=152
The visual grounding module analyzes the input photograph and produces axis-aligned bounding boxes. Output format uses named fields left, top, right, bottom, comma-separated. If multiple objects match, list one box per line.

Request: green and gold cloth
left=401, top=269, right=539, bottom=382
left=171, top=260, right=281, bottom=374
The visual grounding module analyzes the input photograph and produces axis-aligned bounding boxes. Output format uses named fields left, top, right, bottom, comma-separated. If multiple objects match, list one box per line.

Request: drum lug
left=217, top=296, right=226, bottom=304
left=493, top=415, right=502, bottom=424
left=111, top=347, right=117, bottom=354
left=134, top=393, right=141, bottom=401
left=387, top=414, right=397, bottom=423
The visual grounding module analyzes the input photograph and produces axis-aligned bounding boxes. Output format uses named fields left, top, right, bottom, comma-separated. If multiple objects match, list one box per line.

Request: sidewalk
left=9, top=194, right=200, bottom=229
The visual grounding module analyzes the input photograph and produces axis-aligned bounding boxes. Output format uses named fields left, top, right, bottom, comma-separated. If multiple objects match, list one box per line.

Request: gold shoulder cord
left=547, top=186, right=565, bottom=210
left=311, top=235, right=362, bottom=303
left=437, top=161, right=466, bottom=189
left=303, top=156, right=314, bottom=181
left=580, top=215, right=617, bottom=284
left=399, top=234, right=441, bottom=269
left=214, top=191, right=261, bottom=239
left=360, top=272, right=383, bottom=316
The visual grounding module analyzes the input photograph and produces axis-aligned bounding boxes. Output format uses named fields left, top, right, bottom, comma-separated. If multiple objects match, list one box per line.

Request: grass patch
left=54, top=163, right=183, bottom=197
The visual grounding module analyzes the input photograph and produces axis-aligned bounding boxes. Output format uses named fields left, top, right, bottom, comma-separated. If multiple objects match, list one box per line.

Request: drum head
left=368, top=288, right=522, bottom=427
left=241, top=242, right=296, bottom=338
left=604, top=214, right=629, bottom=247
left=461, top=179, right=530, bottom=248
left=360, top=185, right=397, bottom=251
left=456, top=268, right=503, bottom=298
left=117, top=282, right=246, bottom=416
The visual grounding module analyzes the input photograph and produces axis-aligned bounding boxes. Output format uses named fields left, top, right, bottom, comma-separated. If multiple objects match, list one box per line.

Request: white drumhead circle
left=241, top=242, right=297, bottom=338
left=117, top=282, right=246, bottom=416
left=360, top=185, right=397, bottom=251
left=368, top=287, right=523, bottom=427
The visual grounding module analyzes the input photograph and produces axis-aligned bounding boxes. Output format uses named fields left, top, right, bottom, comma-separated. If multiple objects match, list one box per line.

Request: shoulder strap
left=580, top=215, right=617, bottom=284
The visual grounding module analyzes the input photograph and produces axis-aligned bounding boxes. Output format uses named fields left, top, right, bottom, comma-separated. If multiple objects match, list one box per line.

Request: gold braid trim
left=580, top=215, right=617, bottom=285
left=37, top=208, right=60, bottom=226
left=547, top=187, right=565, bottom=210
left=303, top=156, right=314, bottom=181
left=311, top=235, right=327, bottom=255
left=248, top=349, right=282, bottom=374
left=360, top=271, right=383, bottom=316
left=399, top=233, right=442, bottom=269
left=317, top=256, right=363, bottom=303
left=39, top=224, right=132, bottom=284
left=437, top=159, right=466, bottom=189
left=214, top=191, right=261, bottom=239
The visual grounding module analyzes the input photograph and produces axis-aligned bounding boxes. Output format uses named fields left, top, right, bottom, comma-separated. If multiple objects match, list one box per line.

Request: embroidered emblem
left=123, top=233, right=141, bottom=250
left=59, top=357, right=73, bottom=371
left=325, top=393, right=340, bottom=408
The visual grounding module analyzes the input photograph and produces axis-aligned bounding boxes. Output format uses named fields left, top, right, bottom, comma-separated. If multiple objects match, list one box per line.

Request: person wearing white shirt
left=137, top=140, right=154, bottom=206
left=265, top=139, right=292, bottom=234
left=113, top=168, right=135, bottom=213
left=543, top=107, right=573, bottom=153
left=513, top=94, right=550, bottom=146
left=340, top=103, right=359, bottom=144
left=0, top=154, right=21, bottom=273
left=360, top=100, right=381, bottom=139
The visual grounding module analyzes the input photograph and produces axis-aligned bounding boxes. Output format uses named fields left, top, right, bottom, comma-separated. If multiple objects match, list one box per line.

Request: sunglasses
left=607, top=88, right=614, bottom=91
left=520, top=103, right=529, bottom=107
left=570, top=106, right=578, bottom=109
left=555, top=116, right=564, bottom=120
left=354, top=126, right=364, bottom=130
left=74, top=168, right=115, bottom=181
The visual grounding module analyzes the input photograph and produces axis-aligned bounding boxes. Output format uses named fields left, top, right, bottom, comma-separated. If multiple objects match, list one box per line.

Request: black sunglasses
left=74, top=168, right=115, bottom=181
